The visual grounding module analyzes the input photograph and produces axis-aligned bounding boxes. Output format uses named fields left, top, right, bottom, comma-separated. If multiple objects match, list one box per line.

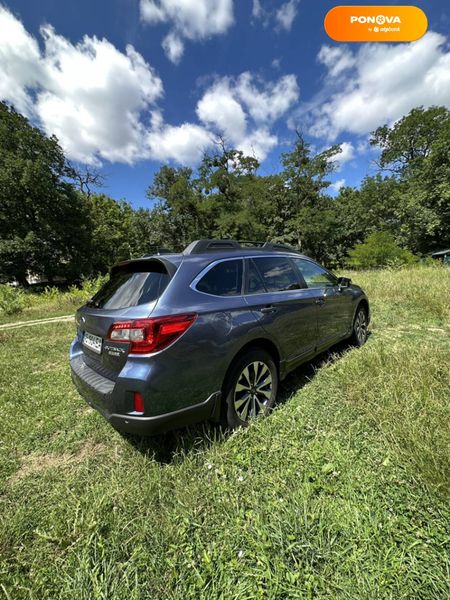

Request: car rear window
left=196, top=259, right=243, bottom=296
left=89, top=265, right=170, bottom=309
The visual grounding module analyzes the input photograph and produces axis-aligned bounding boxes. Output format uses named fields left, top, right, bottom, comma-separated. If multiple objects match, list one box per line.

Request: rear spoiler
left=111, top=256, right=179, bottom=278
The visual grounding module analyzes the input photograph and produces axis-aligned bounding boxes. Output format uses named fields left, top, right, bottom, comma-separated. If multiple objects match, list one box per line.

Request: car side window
left=246, top=259, right=267, bottom=294
left=196, top=259, right=243, bottom=296
left=293, top=258, right=337, bottom=288
left=252, top=257, right=301, bottom=292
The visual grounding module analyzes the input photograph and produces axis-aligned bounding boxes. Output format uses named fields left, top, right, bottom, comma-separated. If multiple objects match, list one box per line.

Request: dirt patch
left=0, top=315, right=73, bottom=330
left=9, top=440, right=108, bottom=485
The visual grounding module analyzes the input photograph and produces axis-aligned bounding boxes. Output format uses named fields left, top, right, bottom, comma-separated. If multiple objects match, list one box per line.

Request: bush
left=41, top=286, right=61, bottom=303
left=347, top=232, right=418, bottom=270
left=34, top=276, right=108, bottom=309
left=80, top=274, right=108, bottom=299
left=0, top=284, right=25, bottom=315
left=0, top=276, right=109, bottom=319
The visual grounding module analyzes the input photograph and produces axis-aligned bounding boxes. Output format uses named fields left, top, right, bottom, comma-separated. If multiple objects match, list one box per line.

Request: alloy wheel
left=233, top=361, right=273, bottom=421
left=355, top=309, right=367, bottom=345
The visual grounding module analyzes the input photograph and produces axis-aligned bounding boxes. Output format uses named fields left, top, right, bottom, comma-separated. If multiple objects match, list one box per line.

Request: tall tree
left=197, top=140, right=261, bottom=240
left=371, top=106, right=450, bottom=252
left=0, top=102, right=91, bottom=284
left=146, top=165, right=206, bottom=250
left=88, top=194, right=137, bottom=273
left=371, top=106, right=449, bottom=174
left=277, top=135, right=341, bottom=257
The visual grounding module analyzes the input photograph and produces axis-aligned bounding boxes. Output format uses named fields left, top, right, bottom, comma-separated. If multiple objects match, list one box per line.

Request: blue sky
left=1, top=0, right=449, bottom=208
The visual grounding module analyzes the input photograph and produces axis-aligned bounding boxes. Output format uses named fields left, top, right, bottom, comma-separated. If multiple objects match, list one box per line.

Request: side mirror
left=337, top=276, right=351, bottom=288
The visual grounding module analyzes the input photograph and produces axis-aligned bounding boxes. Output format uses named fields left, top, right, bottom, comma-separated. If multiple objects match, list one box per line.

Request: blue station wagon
left=70, top=240, right=370, bottom=435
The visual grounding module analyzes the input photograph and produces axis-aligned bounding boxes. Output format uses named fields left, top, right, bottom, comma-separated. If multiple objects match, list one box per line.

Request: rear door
left=291, top=258, right=352, bottom=347
left=75, top=260, right=172, bottom=379
left=243, top=256, right=319, bottom=364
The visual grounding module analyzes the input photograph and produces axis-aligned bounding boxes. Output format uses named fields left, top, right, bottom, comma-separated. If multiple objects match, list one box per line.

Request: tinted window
left=90, top=270, right=170, bottom=309
left=246, top=259, right=267, bottom=294
left=196, top=260, right=243, bottom=296
left=253, top=257, right=301, bottom=292
left=293, top=258, right=337, bottom=288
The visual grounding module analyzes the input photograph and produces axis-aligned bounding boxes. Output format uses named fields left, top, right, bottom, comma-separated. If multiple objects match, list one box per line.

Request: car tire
left=222, top=348, right=278, bottom=429
left=350, top=305, right=368, bottom=347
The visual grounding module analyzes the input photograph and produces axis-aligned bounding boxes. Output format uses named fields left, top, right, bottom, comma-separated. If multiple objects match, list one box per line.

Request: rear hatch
left=75, top=258, right=176, bottom=380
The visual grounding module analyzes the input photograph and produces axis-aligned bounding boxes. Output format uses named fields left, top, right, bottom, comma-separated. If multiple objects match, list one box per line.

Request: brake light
left=108, top=313, right=197, bottom=354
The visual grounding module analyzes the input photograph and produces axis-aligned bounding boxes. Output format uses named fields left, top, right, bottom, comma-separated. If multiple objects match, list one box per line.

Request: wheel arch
left=356, top=297, right=370, bottom=323
left=222, top=337, right=281, bottom=392
left=218, top=337, right=281, bottom=425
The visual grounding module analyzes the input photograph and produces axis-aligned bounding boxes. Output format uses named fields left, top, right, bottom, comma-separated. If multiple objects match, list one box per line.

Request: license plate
left=83, top=331, right=103, bottom=354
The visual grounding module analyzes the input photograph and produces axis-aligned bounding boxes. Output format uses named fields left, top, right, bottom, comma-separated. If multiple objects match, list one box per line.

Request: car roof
left=155, top=239, right=309, bottom=264
left=157, top=248, right=310, bottom=262
left=114, top=240, right=314, bottom=275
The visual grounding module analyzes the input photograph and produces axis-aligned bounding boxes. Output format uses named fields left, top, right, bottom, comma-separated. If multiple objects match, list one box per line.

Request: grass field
left=0, top=277, right=106, bottom=325
left=0, top=266, right=449, bottom=599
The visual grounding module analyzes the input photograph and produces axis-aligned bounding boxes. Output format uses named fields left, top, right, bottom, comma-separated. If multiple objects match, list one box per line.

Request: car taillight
left=108, top=313, right=197, bottom=354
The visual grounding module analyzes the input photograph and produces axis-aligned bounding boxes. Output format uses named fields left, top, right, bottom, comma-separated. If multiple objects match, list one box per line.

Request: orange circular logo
left=324, top=5, right=428, bottom=42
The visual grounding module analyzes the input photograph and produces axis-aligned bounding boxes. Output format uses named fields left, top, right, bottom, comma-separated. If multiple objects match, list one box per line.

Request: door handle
left=260, top=305, right=277, bottom=314
left=315, top=297, right=325, bottom=306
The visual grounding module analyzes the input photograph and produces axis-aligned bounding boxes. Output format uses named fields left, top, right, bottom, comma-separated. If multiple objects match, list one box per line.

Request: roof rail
left=238, top=240, right=301, bottom=254
left=183, top=239, right=301, bottom=255
left=237, top=240, right=265, bottom=247
left=261, top=241, right=300, bottom=254
left=183, top=240, right=241, bottom=254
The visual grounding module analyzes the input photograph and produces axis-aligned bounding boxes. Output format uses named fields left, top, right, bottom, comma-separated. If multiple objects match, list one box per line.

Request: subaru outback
left=70, top=240, right=370, bottom=435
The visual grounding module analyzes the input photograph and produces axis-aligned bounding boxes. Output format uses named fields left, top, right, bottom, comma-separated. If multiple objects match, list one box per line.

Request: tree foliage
left=371, top=106, right=449, bottom=173
left=0, top=101, right=448, bottom=284
left=347, top=232, right=418, bottom=269
left=0, top=103, right=91, bottom=284
left=367, top=105, right=450, bottom=253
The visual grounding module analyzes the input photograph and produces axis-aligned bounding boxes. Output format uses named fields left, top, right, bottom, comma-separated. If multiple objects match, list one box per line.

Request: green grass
left=0, top=276, right=106, bottom=325
left=0, top=303, right=76, bottom=325
left=0, top=266, right=449, bottom=598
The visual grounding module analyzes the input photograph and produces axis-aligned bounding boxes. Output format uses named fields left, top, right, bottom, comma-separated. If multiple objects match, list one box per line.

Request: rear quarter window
left=195, top=259, right=243, bottom=296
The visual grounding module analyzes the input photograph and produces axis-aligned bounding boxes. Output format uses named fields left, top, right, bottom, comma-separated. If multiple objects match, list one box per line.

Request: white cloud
left=147, top=119, right=213, bottom=164
left=196, top=73, right=299, bottom=161
left=0, top=7, right=299, bottom=166
left=147, top=72, right=287, bottom=163
left=271, top=58, right=281, bottom=70
left=252, top=0, right=299, bottom=32
left=235, top=73, right=299, bottom=123
left=317, top=45, right=355, bottom=78
left=356, top=138, right=377, bottom=155
left=252, top=0, right=263, bottom=19
left=162, top=32, right=184, bottom=64
left=309, top=32, right=450, bottom=140
left=238, top=127, right=278, bottom=160
left=333, top=141, right=355, bottom=170
left=329, top=178, right=345, bottom=193
left=140, top=0, right=234, bottom=62
left=0, top=6, right=163, bottom=164
left=0, top=7, right=42, bottom=114
left=275, top=0, right=299, bottom=32
left=196, top=80, right=247, bottom=143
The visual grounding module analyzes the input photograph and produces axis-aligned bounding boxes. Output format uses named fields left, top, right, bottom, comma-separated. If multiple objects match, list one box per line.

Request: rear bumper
left=107, top=394, right=220, bottom=435
left=70, top=353, right=221, bottom=435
